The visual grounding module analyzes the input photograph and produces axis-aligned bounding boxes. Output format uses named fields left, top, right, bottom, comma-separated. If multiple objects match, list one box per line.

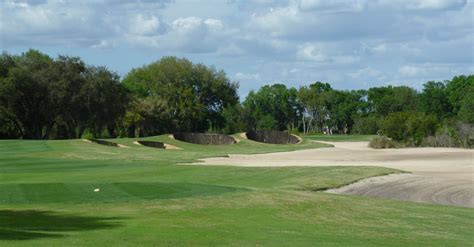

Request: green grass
left=0, top=135, right=472, bottom=246
left=304, top=134, right=376, bottom=142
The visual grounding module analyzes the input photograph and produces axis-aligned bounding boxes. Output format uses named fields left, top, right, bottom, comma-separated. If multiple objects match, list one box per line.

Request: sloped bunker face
left=88, top=139, right=123, bottom=147
left=136, top=141, right=165, bottom=149
left=246, top=130, right=300, bottom=144
left=172, top=133, right=236, bottom=145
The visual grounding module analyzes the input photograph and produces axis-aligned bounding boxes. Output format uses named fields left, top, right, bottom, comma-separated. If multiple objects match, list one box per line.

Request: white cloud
left=204, top=19, right=224, bottom=31
left=128, top=14, right=161, bottom=36
left=296, top=44, right=326, bottom=62
left=349, top=67, right=385, bottom=80
left=371, top=43, right=387, bottom=53
left=234, top=72, right=260, bottom=81
left=377, top=0, right=467, bottom=10
left=1, top=0, right=472, bottom=92
left=298, top=0, right=368, bottom=12
left=296, top=43, right=359, bottom=64
left=399, top=65, right=427, bottom=77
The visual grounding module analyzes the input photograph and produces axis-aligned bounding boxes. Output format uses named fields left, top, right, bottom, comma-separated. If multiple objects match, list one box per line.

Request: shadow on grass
left=0, top=210, right=123, bottom=240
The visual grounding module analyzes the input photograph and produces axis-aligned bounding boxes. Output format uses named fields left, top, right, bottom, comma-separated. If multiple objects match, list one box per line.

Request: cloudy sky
left=1, top=0, right=473, bottom=96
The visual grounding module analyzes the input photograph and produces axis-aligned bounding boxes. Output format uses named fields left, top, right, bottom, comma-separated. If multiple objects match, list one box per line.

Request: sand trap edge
left=133, top=140, right=181, bottom=150
left=83, top=139, right=129, bottom=148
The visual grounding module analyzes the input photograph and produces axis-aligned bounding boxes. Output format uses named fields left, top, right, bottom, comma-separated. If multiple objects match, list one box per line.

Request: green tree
left=0, top=50, right=56, bottom=139
left=381, top=112, right=438, bottom=145
left=367, top=86, right=418, bottom=116
left=0, top=50, right=129, bottom=139
left=122, top=57, right=239, bottom=134
left=298, top=82, right=332, bottom=133
left=447, top=75, right=474, bottom=123
left=242, top=84, right=301, bottom=131
left=419, top=81, right=452, bottom=119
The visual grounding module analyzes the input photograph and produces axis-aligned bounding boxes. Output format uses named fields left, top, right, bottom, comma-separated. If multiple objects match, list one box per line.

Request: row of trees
left=239, top=76, right=472, bottom=147
left=0, top=50, right=128, bottom=139
left=0, top=50, right=472, bottom=147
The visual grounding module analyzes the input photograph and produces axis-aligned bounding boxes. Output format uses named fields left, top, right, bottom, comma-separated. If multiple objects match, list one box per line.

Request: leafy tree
left=122, top=57, right=239, bottom=134
left=381, top=112, right=438, bottom=145
left=367, top=86, right=418, bottom=116
left=419, top=81, right=452, bottom=119
left=220, top=104, right=244, bottom=134
left=80, top=66, right=129, bottom=138
left=447, top=75, right=474, bottom=123
left=242, top=84, right=301, bottom=131
left=0, top=50, right=56, bottom=139
left=323, top=90, right=366, bottom=134
left=0, top=50, right=129, bottom=139
left=298, top=82, right=332, bottom=133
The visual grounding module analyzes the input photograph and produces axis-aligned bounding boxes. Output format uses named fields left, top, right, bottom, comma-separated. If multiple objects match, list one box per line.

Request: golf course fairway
left=0, top=135, right=472, bottom=246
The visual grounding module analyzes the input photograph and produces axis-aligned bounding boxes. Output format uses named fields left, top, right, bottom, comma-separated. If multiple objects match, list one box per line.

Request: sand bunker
left=195, top=141, right=474, bottom=208
left=246, top=130, right=301, bottom=144
left=84, top=139, right=129, bottom=148
left=133, top=141, right=181, bottom=149
left=327, top=173, right=473, bottom=208
left=172, top=133, right=237, bottom=145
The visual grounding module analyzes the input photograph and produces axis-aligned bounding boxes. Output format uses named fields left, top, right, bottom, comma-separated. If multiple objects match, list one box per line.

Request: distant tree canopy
left=122, top=56, right=239, bottom=136
left=0, top=50, right=129, bottom=139
left=0, top=49, right=472, bottom=147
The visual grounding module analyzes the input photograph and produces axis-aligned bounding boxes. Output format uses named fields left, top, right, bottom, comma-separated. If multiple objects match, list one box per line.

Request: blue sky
left=1, top=0, right=473, bottom=96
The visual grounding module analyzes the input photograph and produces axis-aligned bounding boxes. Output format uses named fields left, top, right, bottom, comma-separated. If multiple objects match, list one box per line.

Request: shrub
left=368, top=136, right=397, bottom=149
left=380, top=112, right=410, bottom=141
left=81, top=129, right=94, bottom=139
left=381, top=112, right=438, bottom=145
left=352, top=116, right=379, bottom=134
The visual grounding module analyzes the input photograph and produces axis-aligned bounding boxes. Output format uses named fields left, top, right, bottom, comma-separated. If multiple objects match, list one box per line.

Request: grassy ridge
left=0, top=135, right=472, bottom=246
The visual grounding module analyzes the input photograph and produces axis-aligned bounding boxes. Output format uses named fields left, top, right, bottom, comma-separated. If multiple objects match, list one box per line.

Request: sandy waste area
left=194, top=141, right=473, bottom=208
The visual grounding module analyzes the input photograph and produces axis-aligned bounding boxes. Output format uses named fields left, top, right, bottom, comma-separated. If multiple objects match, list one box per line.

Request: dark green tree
left=419, top=81, right=452, bottom=120
left=122, top=57, right=239, bottom=135
left=242, top=84, right=302, bottom=131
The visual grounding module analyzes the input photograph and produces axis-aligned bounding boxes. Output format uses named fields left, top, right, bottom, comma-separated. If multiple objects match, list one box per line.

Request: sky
left=1, top=0, right=473, bottom=96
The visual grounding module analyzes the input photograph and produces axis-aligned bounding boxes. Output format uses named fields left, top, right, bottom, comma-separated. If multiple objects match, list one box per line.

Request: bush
left=81, top=129, right=94, bottom=139
left=424, top=122, right=473, bottom=148
left=380, top=112, right=438, bottom=145
left=368, top=136, right=397, bottom=149
left=352, top=116, right=379, bottom=134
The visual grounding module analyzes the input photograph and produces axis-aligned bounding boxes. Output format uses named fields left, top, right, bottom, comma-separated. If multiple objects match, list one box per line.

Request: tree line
left=0, top=50, right=472, bottom=147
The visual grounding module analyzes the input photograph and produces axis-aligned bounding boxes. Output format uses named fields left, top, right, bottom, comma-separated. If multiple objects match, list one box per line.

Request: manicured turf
left=304, top=134, right=376, bottom=142
left=0, top=135, right=472, bottom=246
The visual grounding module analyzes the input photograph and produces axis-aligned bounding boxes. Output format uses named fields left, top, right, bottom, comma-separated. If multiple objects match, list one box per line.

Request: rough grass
left=0, top=135, right=472, bottom=246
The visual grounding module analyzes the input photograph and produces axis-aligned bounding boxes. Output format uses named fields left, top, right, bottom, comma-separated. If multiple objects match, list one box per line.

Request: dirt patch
left=84, top=139, right=129, bottom=148
left=173, top=133, right=237, bottom=145
left=246, top=130, right=300, bottom=144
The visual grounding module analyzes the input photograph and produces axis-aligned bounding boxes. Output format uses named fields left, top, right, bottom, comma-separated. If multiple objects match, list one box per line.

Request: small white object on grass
left=94, top=188, right=100, bottom=192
